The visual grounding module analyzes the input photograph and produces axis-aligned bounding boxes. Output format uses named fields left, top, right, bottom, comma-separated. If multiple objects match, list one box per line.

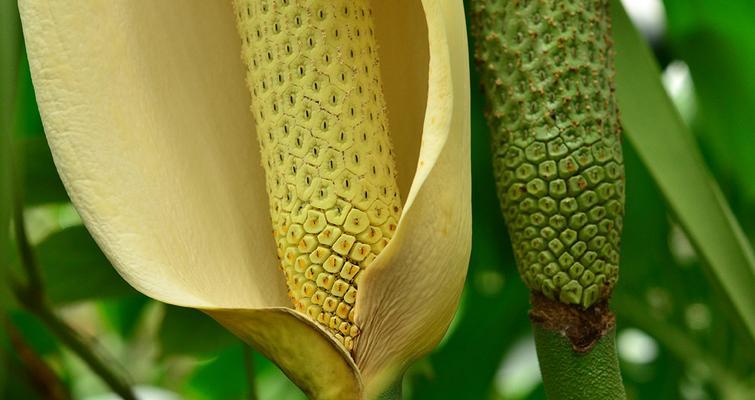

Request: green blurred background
left=1, top=0, right=754, bottom=399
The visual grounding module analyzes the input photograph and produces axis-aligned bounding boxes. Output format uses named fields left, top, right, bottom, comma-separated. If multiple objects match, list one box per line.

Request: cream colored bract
left=19, top=1, right=470, bottom=398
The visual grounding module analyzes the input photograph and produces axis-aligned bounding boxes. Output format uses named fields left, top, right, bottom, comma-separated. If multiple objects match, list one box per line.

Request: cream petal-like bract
left=210, top=307, right=362, bottom=399
left=19, top=0, right=470, bottom=398
left=355, top=1, right=471, bottom=396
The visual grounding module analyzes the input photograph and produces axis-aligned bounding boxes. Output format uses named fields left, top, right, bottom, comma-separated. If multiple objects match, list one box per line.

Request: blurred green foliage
left=0, top=0, right=21, bottom=393
left=662, top=0, right=755, bottom=206
left=158, top=307, right=236, bottom=358
left=1, top=1, right=754, bottom=399
left=16, top=136, right=69, bottom=206
left=614, top=0, right=755, bottom=341
left=35, top=226, right=136, bottom=304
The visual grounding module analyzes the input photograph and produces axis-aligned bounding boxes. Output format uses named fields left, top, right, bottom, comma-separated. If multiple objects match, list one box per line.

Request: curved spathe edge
left=206, top=306, right=362, bottom=400
left=354, top=0, right=472, bottom=398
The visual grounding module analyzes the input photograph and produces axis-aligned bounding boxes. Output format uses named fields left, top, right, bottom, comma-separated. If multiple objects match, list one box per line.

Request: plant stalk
left=527, top=293, right=626, bottom=400
left=533, top=324, right=626, bottom=400
left=29, top=303, right=137, bottom=400
left=11, top=159, right=137, bottom=400
left=4, top=319, right=70, bottom=400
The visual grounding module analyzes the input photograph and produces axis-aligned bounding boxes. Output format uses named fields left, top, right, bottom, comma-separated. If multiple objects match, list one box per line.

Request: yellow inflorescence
left=233, top=0, right=402, bottom=351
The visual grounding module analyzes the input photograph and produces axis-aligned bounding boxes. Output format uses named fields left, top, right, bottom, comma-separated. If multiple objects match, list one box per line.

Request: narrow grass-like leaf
left=615, top=140, right=754, bottom=398
left=662, top=0, right=755, bottom=203
left=612, top=0, right=755, bottom=339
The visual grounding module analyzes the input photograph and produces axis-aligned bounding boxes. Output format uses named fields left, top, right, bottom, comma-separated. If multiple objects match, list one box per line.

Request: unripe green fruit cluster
left=472, top=0, right=625, bottom=308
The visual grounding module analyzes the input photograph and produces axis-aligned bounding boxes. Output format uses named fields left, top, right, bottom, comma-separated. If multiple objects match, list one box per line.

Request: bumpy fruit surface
left=234, top=0, right=402, bottom=350
left=471, top=0, right=625, bottom=308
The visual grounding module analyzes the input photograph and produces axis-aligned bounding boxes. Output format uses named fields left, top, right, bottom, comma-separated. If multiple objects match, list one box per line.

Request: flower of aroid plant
left=19, top=0, right=470, bottom=399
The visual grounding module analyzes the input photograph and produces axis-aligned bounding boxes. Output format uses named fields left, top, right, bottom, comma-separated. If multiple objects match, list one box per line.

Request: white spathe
left=18, top=1, right=470, bottom=399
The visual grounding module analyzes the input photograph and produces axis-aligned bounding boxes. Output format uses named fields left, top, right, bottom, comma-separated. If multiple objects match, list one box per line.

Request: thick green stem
left=534, top=324, right=626, bottom=400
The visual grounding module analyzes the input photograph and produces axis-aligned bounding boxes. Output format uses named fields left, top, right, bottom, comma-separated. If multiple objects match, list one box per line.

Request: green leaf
left=0, top=0, right=21, bottom=113
left=12, top=51, right=44, bottom=139
left=613, top=141, right=753, bottom=398
left=184, top=344, right=306, bottom=400
left=98, top=296, right=151, bottom=338
left=184, top=345, right=249, bottom=400
left=661, top=0, right=755, bottom=203
left=612, top=0, right=755, bottom=340
left=8, top=310, right=59, bottom=356
left=16, top=137, right=69, bottom=205
left=161, top=308, right=308, bottom=398
left=158, top=305, right=236, bottom=358
left=35, top=225, right=136, bottom=304
left=254, top=350, right=308, bottom=400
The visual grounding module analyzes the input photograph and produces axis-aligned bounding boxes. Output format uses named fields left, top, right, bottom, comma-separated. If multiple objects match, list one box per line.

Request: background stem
left=533, top=324, right=626, bottom=400
left=25, top=302, right=137, bottom=400
left=11, top=164, right=137, bottom=400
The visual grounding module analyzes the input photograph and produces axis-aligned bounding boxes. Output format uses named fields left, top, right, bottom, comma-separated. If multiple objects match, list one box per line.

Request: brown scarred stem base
left=529, top=291, right=615, bottom=352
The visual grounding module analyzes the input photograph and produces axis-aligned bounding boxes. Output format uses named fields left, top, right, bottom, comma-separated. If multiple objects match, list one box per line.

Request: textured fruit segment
left=472, top=0, right=625, bottom=308
left=234, top=0, right=402, bottom=350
